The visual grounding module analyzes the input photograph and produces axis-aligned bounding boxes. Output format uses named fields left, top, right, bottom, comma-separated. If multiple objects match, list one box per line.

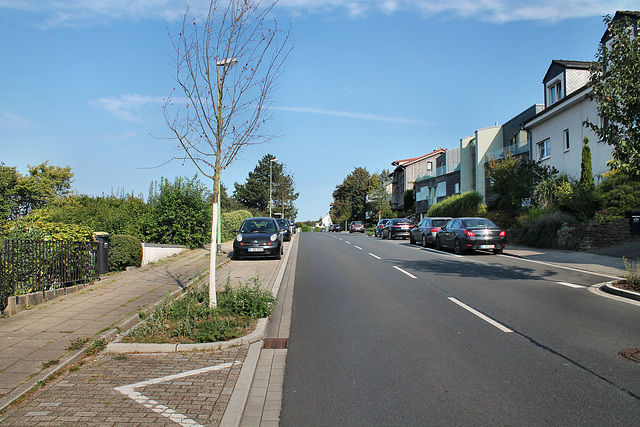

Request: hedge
left=427, top=191, right=485, bottom=218
left=221, top=210, right=253, bottom=242
left=108, top=234, right=142, bottom=272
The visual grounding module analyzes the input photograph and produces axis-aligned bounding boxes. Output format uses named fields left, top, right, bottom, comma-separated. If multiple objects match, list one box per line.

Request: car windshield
left=464, top=218, right=497, bottom=228
left=240, top=219, right=277, bottom=233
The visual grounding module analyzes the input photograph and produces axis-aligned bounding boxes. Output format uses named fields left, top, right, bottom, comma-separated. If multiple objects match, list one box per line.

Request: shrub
left=623, top=258, right=640, bottom=292
left=510, top=211, right=578, bottom=248
left=221, top=210, right=253, bottom=242
left=595, top=171, right=640, bottom=218
left=0, top=209, right=92, bottom=242
left=108, top=234, right=142, bottom=272
left=218, top=277, right=276, bottom=319
left=427, top=191, right=484, bottom=217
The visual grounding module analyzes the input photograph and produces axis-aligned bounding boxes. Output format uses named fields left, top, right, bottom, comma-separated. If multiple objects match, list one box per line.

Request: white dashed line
left=354, top=246, right=363, bottom=250
left=448, top=297, right=513, bottom=333
left=393, top=266, right=417, bottom=279
left=115, top=362, right=241, bottom=427
left=345, top=241, right=351, bottom=244
left=555, top=281, right=585, bottom=289
left=369, top=253, right=381, bottom=260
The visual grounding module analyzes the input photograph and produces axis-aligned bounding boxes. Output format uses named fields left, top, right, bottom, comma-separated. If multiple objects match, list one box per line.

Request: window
left=538, top=139, right=550, bottom=160
left=563, top=129, right=570, bottom=151
left=547, top=78, right=563, bottom=106
left=426, top=162, right=433, bottom=171
left=454, top=183, right=460, bottom=194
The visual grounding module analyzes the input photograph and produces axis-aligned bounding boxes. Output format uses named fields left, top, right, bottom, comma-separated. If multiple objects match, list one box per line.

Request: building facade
left=389, top=149, right=446, bottom=211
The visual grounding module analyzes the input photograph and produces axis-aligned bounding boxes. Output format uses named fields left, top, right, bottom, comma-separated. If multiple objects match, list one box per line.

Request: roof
left=391, top=148, right=446, bottom=168
left=601, top=10, right=640, bottom=43
left=542, top=59, right=593, bottom=83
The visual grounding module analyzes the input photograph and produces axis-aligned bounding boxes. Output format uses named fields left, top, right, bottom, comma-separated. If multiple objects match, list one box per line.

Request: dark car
left=276, top=218, right=291, bottom=241
left=349, top=221, right=365, bottom=233
left=410, top=217, right=452, bottom=246
left=232, top=217, right=283, bottom=260
left=381, top=218, right=415, bottom=240
left=329, top=224, right=343, bottom=232
left=435, top=217, right=506, bottom=255
left=375, top=219, right=390, bottom=237
left=287, top=219, right=297, bottom=235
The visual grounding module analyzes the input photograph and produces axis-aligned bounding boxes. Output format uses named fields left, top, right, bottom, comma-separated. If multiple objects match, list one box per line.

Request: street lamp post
left=215, top=58, right=238, bottom=254
left=269, top=157, right=278, bottom=217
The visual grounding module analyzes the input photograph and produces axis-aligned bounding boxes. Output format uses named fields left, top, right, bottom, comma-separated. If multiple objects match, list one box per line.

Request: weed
left=68, top=337, right=89, bottom=351
left=42, top=359, right=59, bottom=369
left=113, top=355, right=127, bottom=361
left=85, top=339, right=107, bottom=356
left=623, top=257, right=640, bottom=291
left=69, top=366, right=80, bottom=372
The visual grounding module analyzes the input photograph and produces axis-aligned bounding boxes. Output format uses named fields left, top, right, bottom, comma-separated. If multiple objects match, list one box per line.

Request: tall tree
left=586, top=12, right=640, bottom=178
left=0, top=164, right=19, bottom=224
left=163, top=0, right=291, bottom=307
left=233, top=154, right=297, bottom=218
left=579, top=136, right=594, bottom=191
left=367, top=170, right=392, bottom=221
left=330, top=167, right=371, bottom=223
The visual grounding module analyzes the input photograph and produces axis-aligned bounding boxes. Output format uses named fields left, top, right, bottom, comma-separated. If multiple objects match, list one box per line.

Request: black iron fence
left=0, top=240, right=99, bottom=311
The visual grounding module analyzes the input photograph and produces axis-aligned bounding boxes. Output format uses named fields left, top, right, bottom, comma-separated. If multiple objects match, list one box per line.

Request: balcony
left=484, top=141, right=529, bottom=163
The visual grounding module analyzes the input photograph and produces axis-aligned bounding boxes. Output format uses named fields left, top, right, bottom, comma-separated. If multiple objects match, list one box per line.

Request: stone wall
left=572, top=218, right=633, bottom=251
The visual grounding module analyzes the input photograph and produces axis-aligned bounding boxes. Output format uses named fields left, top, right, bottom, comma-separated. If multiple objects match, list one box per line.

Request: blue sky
left=0, top=1, right=634, bottom=221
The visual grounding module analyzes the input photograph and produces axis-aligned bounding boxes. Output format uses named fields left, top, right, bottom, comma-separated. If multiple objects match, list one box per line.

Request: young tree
left=586, top=12, right=640, bottom=178
left=579, top=136, right=594, bottom=191
left=163, top=0, right=291, bottom=307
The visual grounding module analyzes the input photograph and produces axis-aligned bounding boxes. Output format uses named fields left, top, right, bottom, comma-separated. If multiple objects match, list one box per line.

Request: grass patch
left=42, top=359, right=59, bottom=369
left=68, top=337, right=89, bottom=351
left=121, top=275, right=275, bottom=344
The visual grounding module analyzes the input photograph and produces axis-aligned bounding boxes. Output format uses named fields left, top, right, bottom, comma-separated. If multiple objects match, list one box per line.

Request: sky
left=0, top=0, right=635, bottom=221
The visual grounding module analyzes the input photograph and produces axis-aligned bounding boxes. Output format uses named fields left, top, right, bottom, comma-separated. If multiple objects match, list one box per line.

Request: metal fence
left=0, top=240, right=99, bottom=310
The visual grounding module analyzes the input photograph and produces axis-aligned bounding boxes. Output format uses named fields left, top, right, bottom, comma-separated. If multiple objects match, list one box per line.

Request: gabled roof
left=542, top=60, right=593, bottom=83
left=601, top=10, right=640, bottom=43
left=391, top=148, right=446, bottom=168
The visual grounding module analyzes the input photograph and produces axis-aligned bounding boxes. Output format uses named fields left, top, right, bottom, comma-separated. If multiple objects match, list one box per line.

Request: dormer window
left=547, top=78, right=563, bottom=106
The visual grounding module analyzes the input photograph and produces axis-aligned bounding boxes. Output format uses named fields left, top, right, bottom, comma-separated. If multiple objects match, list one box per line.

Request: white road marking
left=354, top=246, right=363, bottom=250
left=555, top=281, right=585, bottom=289
left=115, top=362, right=241, bottom=427
left=448, top=298, right=513, bottom=333
left=345, top=241, right=351, bottom=244
left=368, top=253, right=381, bottom=260
left=393, top=266, right=417, bottom=279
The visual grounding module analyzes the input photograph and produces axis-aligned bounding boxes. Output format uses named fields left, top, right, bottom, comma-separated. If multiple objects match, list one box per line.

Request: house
left=316, top=213, right=332, bottom=229
left=415, top=148, right=461, bottom=218
left=524, top=60, right=612, bottom=183
left=389, top=149, right=446, bottom=211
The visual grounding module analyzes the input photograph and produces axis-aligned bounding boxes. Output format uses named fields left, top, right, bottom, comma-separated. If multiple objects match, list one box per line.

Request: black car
left=375, top=219, right=390, bottom=237
left=276, top=218, right=291, bottom=241
left=435, top=217, right=506, bottom=255
left=381, top=218, right=414, bottom=240
left=329, top=224, right=343, bottom=232
left=232, top=217, right=283, bottom=260
left=410, top=217, right=452, bottom=246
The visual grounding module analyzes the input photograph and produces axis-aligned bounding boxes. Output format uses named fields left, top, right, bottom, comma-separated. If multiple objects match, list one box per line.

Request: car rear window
left=464, top=218, right=496, bottom=228
left=396, top=219, right=411, bottom=224
left=432, top=219, right=448, bottom=227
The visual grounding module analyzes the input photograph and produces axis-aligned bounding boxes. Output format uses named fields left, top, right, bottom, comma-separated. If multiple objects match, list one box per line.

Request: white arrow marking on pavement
left=115, top=361, right=241, bottom=427
left=448, top=297, right=513, bottom=333
left=393, top=266, right=417, bottom=279
left=368, top=253, right=381, bottom=260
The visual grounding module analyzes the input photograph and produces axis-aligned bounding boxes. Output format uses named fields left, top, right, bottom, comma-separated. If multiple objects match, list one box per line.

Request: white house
left=525, top=60, right=612, bottom=183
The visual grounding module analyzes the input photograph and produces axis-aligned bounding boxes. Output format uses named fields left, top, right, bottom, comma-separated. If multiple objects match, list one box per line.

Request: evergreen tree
left=579, top=136, right=594, bottom=191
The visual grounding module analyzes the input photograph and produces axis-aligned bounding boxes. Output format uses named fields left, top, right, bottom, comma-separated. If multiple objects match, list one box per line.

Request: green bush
left=109, top=234, right=142, bottom=272
left=218, top=278, right=276, bottom=319
left=595, top=171, right=640, bottom=218
left=427, top=191, right=485, bottom=217
left=221, top=210, right=253, bottom=242
left=510, top=211, right=578, bottom=248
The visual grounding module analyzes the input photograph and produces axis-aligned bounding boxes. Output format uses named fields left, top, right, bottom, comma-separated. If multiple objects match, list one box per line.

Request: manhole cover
left=619, top=348, right=640, bottom=363
left=263, top=338, right=288, bottom=349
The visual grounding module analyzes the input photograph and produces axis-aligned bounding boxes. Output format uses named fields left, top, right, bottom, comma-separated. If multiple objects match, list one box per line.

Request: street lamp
left=215, top=58, right=238, bottom=254
left=269, top=157, right=278, bottom=217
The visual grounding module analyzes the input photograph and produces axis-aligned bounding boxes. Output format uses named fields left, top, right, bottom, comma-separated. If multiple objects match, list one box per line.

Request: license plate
left=248, top=247, right=264, bottom=252
left=480, top=244, right=494, bottom=249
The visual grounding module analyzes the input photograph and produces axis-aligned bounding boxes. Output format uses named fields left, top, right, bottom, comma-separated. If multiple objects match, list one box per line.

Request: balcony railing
left=485, top=142, right=529, bottom=163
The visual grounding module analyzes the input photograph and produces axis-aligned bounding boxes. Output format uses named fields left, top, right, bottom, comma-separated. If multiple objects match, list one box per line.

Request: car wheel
left=435, top=237, right=442, bottom=251
left=388, top=231, right=393, bottom=240
left=409, top=234, right=415, bottom=245
left=422, top=234, right=428, bottom=248
left=275, top=247, right=282, bottom=260
left=232, top=251, right=241, bottom=261
left=493, top=247, right=504, bottom=254
left=454, top=238, right=465, bottom=255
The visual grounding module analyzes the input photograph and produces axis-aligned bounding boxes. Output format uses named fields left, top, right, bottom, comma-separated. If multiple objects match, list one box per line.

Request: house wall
left=459, top=135, right=476, bottom=195
left=527, top=89, right=611, bottom=182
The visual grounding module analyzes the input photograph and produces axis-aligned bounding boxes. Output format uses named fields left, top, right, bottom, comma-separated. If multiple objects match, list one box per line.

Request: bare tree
left=164, top=0, right=291, bottom=307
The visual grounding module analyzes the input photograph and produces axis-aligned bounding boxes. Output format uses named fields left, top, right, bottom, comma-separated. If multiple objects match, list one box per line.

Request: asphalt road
left=280, top=232, right=640, bottom=426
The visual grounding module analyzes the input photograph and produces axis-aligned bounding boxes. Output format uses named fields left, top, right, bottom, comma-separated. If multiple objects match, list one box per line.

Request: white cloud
left=92, top=94, right=166, bottom=122
left=273, top=106, right=429, bottom=125
left=1, top=0, right=635, bottom=27
left=0, top=112, right=30, bottom=129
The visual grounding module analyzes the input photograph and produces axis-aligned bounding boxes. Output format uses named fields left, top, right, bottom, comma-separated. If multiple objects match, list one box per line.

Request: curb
left=602, top=281, right=640, bottom=302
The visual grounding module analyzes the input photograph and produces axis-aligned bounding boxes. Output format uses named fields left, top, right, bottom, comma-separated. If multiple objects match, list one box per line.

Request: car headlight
left=236, top=234, right=243, bottom=242
left=270, top=234, right=277, bottom=242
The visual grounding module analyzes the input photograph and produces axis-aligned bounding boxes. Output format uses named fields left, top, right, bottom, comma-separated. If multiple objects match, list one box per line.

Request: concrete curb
left=602, top=281, right=640, bottom=302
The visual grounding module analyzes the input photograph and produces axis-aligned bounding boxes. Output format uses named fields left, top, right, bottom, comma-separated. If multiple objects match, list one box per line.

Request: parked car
left=381, top=218, right=415, bottom=240
left=410, top=217, right=452, bottom=246
left=329, top=224, right=343, bottom=232
left=275, top=218, right=291, bottom=241
left=435, top=217, right=506, bottom=255
left=349, top=221, right=365, bottom=233
left=232, top=217, right=283, bottom=260
left=375, top=219, right=390, bottom=237
left=287, top=219, right=297, bottom=235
